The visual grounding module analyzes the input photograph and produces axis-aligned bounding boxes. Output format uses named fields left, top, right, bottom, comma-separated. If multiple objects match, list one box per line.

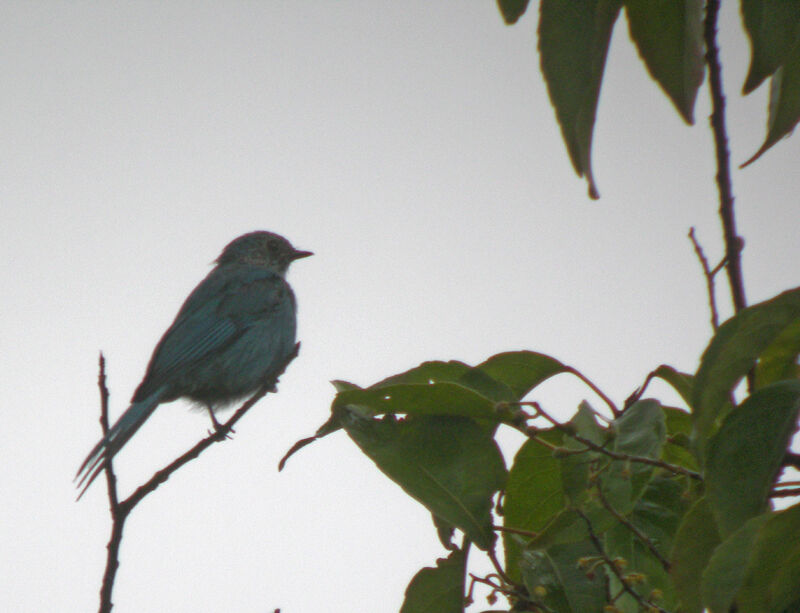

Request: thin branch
left=95, top=344, right=300, bottom=613
left=97, top=353, right=123, bottom=613
left=487, top=547, right=513, bottom=586
left=771, top=487, right=800, bottom=498
left=519, top=402, right=702, bottom=480
left=704, top=0, right=747, bottom=316
left=688, top=227, right=720, bottom=330
left=783, top=451, right=800, bottom=470
left=565, top=366, right=620, bottom=417
left=595, top=480, right=671, bottom=572
left=575, top=508, right=669, bottom=613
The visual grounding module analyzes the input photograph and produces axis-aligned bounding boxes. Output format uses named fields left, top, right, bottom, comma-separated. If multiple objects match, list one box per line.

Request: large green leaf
left=704, top=380, right=800, bottom=535
left=476, top=350, right=568, bottom=400
left=701, top=512, right=769, bottom=613
left=400, top=547, right=467, bottom=613
left=692, top=287, right=800, bottom=449
left=740, top=0, right=800, bottom=94
left=503, top=429, right=565, bottom=581
left=560, top=401, right=605, bottom=505
left=755, top=318, right=800, bottom=386
left=736, top=504, right=800, bottom=613
left=334, top=382, right=500, bottom=421
left=370, top=360, right=473, bottom=388
left=702, top=505, right=800, bottom=613
left=670, top=497, right=722, bottom=613
left=538, top=0, right=623, bottom=199
left=602, top=399, right=667, bottom=514
left=519, top=541, right=607, bottom=613
left=342, top=413, right=506, bottom=550
left=624, top=0, right=704, bottom=123
left=743, top=40, right=800, bottom=166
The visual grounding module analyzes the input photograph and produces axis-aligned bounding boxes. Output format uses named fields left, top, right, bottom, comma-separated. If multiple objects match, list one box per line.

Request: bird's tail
left=75, top=388, right=165, bottom=499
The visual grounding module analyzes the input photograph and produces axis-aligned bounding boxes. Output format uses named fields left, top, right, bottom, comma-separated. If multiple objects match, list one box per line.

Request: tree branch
left=688, top=227, right=720, bottom=330
left=595, top=479, right=671, bottom=572
left=95, top=344, right=300, bottom=613
left=575, top=508, right=669, bottom=613
left=704, top=0, right=747, bottom=316
left=520, top=402, right=702, bottom=481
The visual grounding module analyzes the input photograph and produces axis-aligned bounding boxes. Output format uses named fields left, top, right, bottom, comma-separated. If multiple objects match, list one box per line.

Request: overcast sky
left=2, top=2, right=798, bottom=612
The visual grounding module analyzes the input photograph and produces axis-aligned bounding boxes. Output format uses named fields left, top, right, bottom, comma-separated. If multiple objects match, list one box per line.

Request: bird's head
left=216, top=231, right=312, bottom=275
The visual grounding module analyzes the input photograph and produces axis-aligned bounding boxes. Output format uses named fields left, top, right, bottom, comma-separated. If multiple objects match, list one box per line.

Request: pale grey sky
left=2, top=2, right=797, bottom=612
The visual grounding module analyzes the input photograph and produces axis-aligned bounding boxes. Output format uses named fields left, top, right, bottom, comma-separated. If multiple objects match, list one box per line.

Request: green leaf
left=342, top=413, right=507, bottom=550
left=736, top=504, right=800, bottom=613
left=701, top=512, right=769, bottom=613
left=605, top=474, right=690, bottom=611
left=477, top=350, right=568, bottom=400
left=497, top=0, right=530, bottom=25
left=663, top=406, right=692, bottom=436
left=527, top=502, right=613, bottom=549
left=670, top=497, right=722, bottom=613
left=538, top=0, right=623, bottom=199
left=756, top=318, right=800, bottom=386
left=400, top=547, right=468, bottom=613
left=370, top=360, right=473, bottom=388
left=372, top=358, right=517, bottom=403
left=741, top=0, right=800, bottom=94
left=652, top=365, right=695, bottom=407
left=705, top=380, right=800, bottom=536
left=692, top=286, right=800, bottom=448
left=432, top=513, right=456, bottom=551
left=602, top=399, right=667, bottom=514
left=743, top=40, right=800, bottom=166
left=334, top=382, right=499, bottom=421
left=662, top=407, right=699, bottom=471
left=624, top=0, right=704, bottom=123
left=503, top=429, right=565, bottom=581
left=560, top=402, right=605, bottom=505
left=519, top=541, right=607, bottom=613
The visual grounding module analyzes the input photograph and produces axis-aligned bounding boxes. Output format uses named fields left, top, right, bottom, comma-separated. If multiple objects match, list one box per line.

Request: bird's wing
left=133, top=268, right=291, bottom=400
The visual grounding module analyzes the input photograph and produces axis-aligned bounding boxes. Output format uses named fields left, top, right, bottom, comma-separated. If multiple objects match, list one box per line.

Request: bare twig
left=97, top=354, right=123, bottom=613
left=771, top=487, right=800, bottom=498
left=575, top=508, right=669, bottom=613
left=689, top=227, right=720, bottom=330
left=487, top=547, right=513, bottom=586
left=565, top=366, right=619, bottom=417
left=704, top=0, right=747, bottom=317
left=520, top=402, right=702, bottom=481
left=783, top=452, right=800, bottom=470
left=95, top=344, right=300, bottom=613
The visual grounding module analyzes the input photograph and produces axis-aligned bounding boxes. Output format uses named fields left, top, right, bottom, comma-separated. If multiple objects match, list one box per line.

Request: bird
left=76, top=231, right=312, bottom=497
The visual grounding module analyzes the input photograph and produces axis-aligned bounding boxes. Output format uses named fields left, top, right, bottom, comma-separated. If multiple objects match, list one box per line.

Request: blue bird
left=76, top=231, right=311, bottom=496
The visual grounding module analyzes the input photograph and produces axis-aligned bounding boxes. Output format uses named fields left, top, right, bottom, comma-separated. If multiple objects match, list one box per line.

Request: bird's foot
left=205, top=405, right=234, bottom=438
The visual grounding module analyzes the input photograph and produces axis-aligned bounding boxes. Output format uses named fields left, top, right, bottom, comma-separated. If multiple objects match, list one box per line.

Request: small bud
left=533, top=585, right=547, bottom=598
left=648, top=588, right=663, bottom=601
left=612, top=557, right=627, bottom=570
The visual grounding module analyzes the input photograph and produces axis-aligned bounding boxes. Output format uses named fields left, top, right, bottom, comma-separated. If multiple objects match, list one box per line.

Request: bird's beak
left=292, top=249, right=314, bottom=260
